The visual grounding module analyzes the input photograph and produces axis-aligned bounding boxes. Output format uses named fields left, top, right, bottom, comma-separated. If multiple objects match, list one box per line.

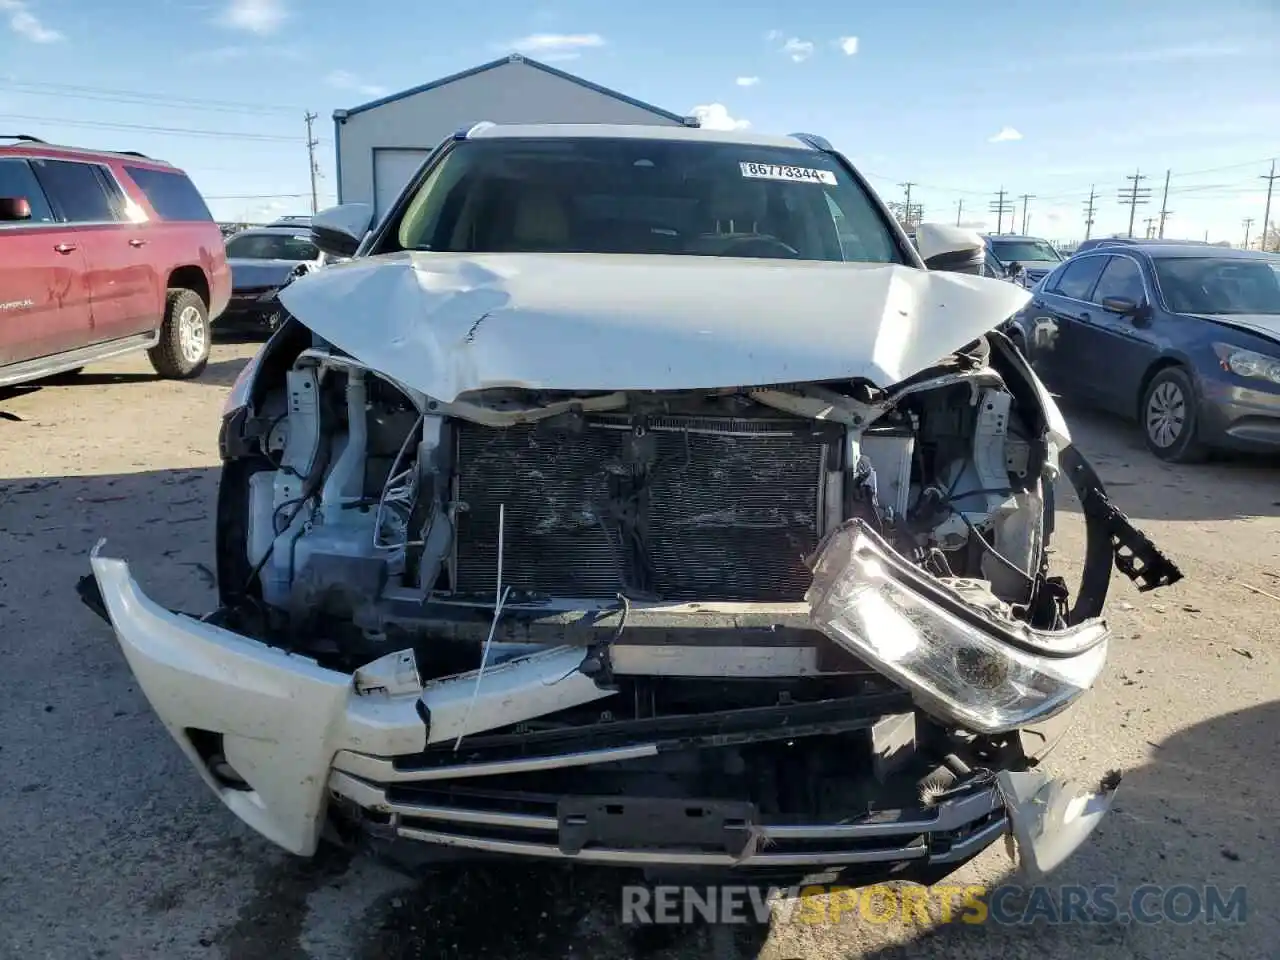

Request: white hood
left=279, top=252, right=1031, bottom=402
left=1194, top=314, right=1280, bottom=344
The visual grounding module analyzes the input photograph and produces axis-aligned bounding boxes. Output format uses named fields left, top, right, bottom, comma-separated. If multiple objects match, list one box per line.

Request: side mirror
left=311, top=203, right=373, bottom=259
left=914, top=223, right=985, bottom=274
left=0, top=196, right=32, bottom=222
left=1101, top=296, right=1139, bottom=315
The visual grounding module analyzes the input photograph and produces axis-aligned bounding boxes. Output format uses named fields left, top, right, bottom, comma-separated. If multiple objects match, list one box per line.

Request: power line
left=1117, top=170, right=1151, bottom=238
left=0, top=112, right=326, bottom=144
left=0, top=79, right=300, bottom=116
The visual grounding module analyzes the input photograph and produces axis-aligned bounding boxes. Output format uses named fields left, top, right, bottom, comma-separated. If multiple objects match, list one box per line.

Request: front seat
left=500, top=189, right=573, bottom=251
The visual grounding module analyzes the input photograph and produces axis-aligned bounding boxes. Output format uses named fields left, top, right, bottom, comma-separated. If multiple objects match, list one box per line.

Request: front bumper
left=1198, top=374, right=1280, bottom=452
left=88, top=541, right=1115, bottom=876
left=216, top=290, right=283, bottom=329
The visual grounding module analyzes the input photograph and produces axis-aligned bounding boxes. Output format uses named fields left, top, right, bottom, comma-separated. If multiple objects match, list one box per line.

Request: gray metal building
left=333, top=54, right=695, bottom=216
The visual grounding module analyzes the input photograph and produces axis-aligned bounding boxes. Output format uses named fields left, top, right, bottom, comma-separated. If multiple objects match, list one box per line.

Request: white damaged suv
left=83, top=124, right=1182, bottom=881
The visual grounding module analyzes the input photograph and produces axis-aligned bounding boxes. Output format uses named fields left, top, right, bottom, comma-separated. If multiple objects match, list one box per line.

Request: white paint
left=279, top=251, right=1033, bottom=403
left=88, top=545, right=615, bottom=855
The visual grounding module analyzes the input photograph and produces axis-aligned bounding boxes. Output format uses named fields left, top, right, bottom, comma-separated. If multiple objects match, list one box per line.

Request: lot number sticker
left=740, top=162, right=837, bottom=185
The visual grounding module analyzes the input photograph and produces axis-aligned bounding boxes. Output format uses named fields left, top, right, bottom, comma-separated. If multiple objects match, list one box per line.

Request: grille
left=452, top=415, right=827, bottom=602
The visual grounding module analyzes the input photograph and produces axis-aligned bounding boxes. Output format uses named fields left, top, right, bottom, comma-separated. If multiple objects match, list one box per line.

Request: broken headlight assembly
left=807, top=521, right=1109, bottom=735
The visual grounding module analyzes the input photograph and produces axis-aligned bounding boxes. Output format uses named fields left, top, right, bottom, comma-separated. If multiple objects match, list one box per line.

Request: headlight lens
left=1212, top=342, right=1280, bottom=385
left=807, top=524, right=1109, bottom=734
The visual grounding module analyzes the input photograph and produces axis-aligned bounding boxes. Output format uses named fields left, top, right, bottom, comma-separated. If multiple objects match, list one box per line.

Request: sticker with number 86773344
left=739, top=161, right=837, bottom=185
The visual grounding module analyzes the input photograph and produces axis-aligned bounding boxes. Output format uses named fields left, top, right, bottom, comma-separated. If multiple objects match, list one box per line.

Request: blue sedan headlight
left=1213, top=342, right=1280, bottom=385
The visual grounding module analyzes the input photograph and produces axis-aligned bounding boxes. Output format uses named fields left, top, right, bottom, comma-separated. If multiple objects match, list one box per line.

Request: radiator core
left=452, top=415, right=827, bottom=602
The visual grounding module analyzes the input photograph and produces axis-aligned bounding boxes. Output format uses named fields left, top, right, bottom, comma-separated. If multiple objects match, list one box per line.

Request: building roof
left=466, top=122, right=811, bottom=150
left=335, top=54, right=693, bottom=125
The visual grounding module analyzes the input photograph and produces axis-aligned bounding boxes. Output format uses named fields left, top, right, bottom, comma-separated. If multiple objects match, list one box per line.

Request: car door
left=28, top=158, right=149, bottom=345
left=1073, top=253, right=1161, bottom=417
left=1020, top=254, right=1107, bottom=396
left=0, top=157, right=93, bottom=365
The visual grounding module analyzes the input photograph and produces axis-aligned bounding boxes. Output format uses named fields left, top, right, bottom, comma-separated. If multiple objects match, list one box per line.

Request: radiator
left=452, top=415, right=827, bottom=602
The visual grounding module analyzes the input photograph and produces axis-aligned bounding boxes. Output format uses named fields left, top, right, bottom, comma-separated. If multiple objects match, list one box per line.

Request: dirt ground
left=1, top=341, right=1277, bottom=960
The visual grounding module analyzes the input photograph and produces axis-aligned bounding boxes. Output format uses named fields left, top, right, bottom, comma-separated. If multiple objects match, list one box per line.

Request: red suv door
left=28, top=157, right=154, bottom=345
left=0, top=156, right=93, bottom=365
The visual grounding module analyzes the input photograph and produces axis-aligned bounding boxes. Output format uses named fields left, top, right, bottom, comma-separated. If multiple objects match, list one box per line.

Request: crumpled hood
left=279, top=252, right=1031, bottom=402
left=229, top=259, right=304, bottom=292
left=1192, top=313, right=1280, bottom=344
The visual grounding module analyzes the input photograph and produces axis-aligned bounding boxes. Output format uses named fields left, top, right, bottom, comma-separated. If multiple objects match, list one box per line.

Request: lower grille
left=452, top=415, right=827, bottom=601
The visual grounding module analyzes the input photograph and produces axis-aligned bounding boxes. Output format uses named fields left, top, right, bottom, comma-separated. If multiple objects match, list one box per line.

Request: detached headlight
left=807, top=523, right=1109, bottom=734
left=1213, top=342, right=1280, bottom=385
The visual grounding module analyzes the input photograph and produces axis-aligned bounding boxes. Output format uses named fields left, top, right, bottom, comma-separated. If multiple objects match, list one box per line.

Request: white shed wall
left=336, top=60, right=684, bottom=215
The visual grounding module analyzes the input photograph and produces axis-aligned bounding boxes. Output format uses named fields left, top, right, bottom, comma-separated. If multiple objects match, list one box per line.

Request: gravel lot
left=1, top=341, right=1277, bottom=960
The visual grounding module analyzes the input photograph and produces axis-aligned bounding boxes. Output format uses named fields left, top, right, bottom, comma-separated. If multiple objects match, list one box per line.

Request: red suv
left=0, top=135, right=230, bottom=386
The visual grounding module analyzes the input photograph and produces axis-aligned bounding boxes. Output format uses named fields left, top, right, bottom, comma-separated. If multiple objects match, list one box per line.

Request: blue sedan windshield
left=1154, top=257, right=1280, bottom=315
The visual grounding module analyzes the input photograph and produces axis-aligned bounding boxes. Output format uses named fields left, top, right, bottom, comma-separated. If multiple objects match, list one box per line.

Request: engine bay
left=213, top=326, right=1169, bottom=683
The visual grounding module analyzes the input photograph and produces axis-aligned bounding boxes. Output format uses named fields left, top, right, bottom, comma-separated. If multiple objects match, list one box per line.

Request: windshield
left=989, top=239, right=1062, bottom=265
left=1155, top=256, right=1280, bottom=315
left=394, top=138, right=905, bottom=264
left=224, top=232, right=318, bottom=261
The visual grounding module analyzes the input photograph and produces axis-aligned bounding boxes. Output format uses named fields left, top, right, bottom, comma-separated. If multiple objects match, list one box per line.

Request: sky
left=1, top=0, right=1278, bottom=243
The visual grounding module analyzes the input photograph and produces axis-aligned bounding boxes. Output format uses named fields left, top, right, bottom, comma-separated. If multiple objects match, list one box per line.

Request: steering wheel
left=718, top=235, right=801, bottom=259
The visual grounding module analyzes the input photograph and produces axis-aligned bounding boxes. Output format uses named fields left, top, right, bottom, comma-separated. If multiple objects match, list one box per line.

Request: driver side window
left=1091, top=255, right=1146, bottom=305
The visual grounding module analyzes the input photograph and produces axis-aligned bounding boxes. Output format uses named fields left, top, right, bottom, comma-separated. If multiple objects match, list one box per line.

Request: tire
left=1140, top=366, right=1208, bottom=463
left=148, top=288, right=210, bottom=379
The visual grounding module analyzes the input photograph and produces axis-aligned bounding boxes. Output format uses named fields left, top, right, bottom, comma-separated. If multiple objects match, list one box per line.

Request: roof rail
left=115, top=150, right=152, bottom=159
left=0, top=134, right=47, bottom=144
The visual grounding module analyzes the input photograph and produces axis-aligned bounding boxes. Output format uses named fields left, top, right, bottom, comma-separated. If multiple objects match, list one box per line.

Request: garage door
left=373, top=149, right=430, bottom=216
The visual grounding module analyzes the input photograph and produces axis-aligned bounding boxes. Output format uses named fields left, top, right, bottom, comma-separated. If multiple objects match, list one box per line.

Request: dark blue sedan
left=1005, top=244, right=1280, bottom=462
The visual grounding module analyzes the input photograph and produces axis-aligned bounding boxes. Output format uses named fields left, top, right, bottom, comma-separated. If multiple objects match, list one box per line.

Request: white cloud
left=326, top=69, right=388, bottom=98
left=220, top=0, right=287, bottom=35
left=782, top=37, right=814, bottom=62
left=504, top=32, right=605, bottom=60
left=988, top=126, right=1023, bottom=143
left=765, top=29, right=783, bottom=41
left=0, top=0, right=64, bottom=43
left=735, top=76, right=760, bottom=87
left=837, top=35, right=859, bottom=55
left=690, top=103, right=750, bottom=131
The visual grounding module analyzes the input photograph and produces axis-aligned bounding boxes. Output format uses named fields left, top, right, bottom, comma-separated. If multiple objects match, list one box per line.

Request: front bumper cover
left=87, top=541, right=1116, bottom=875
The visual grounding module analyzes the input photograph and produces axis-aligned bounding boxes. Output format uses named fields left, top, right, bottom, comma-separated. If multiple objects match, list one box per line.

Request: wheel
left=1140, top=366, right=1207, bottom=463
left=148, top=289, right=210, bottom=379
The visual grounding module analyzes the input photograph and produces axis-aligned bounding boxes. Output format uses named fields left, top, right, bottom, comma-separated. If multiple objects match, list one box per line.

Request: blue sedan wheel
left=1141, top=367, right=1208, bottom=463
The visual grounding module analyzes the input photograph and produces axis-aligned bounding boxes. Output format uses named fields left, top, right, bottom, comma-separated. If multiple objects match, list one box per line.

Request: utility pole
left=1260, top=159, right=1278, bottom=252
left=1017, top=194, right=1035, bottom=234
left=1157, top=168, right=1172, bottom=238
left=304, top=111, right=320, bottom=214
left=955, top=199, right=964, bottom=226
left=900, top=181, right=915, bottom=213
left=1117, top=170, right=1151, bottom=238
left=1242, top=218, right=1254, bottom=249
left=1143, top=217, right=1157, bottom=239
left=1082, top=186, right=1096, bottom=240
left=989, top=187, right=1014, bottom=234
